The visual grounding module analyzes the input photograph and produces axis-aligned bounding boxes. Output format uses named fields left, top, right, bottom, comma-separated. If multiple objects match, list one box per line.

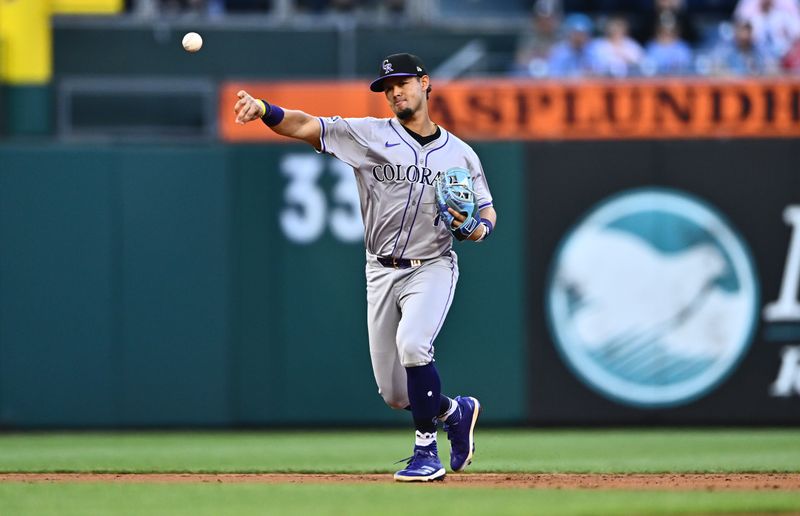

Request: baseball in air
left=182, top=32, right=203, bottom=52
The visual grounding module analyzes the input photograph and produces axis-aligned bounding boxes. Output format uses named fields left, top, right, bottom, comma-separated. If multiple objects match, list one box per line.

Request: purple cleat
left=393, top=442, right=446, bottom=482
left=444, top=396, right=481, bottom=472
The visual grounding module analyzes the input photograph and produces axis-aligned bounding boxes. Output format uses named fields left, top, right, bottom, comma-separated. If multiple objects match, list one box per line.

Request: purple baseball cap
left=369, top=53, right=428, bottom=92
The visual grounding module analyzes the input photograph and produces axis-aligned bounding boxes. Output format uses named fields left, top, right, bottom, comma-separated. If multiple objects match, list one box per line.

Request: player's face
left=383, top=76, right=428, bottom=120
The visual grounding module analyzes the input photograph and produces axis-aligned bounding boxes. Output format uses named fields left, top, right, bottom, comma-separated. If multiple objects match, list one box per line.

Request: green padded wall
left=0, top=142, right=525, bottom=427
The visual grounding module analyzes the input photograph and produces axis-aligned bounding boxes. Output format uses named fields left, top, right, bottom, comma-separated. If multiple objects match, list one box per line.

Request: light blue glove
left=434, top=167, right=479, bottom=241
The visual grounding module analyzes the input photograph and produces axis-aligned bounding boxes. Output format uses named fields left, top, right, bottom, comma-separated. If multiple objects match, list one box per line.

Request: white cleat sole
left=393, top=468, right=446, bottom=482
left=453, top=397, right=481, bottom=472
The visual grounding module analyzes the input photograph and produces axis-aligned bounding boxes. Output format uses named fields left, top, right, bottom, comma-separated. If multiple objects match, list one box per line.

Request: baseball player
left=233, top=53, right=497, bottom=482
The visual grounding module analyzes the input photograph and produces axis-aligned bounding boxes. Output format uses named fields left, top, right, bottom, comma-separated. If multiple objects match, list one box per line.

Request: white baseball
left=182, top=32, right=203, bottom=53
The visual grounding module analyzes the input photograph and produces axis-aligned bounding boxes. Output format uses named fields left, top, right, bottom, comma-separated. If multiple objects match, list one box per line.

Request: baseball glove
left=434, top=167, right=480, bottom=241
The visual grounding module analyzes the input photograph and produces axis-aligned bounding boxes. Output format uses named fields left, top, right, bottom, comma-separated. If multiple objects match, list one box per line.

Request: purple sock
left=405, top=362, right=441, bottom=434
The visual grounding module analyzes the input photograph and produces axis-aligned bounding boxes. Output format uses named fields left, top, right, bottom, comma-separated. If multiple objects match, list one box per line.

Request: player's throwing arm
left=234, top=90, right=495, bottom=240
left=233, top=90, right=321, bottom=149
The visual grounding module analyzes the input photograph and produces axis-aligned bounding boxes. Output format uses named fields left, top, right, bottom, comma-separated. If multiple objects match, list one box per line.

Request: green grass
left=1, top=484, right=800, bottom=516
left=1, top=429, right=800, bottom=515
left=0, top=429, right=798, bottom=473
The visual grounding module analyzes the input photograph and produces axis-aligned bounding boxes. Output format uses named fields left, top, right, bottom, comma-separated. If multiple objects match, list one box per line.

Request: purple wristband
left=480, top=218, right=493, bottom=238
left=260, top=100, right=285, bottom=127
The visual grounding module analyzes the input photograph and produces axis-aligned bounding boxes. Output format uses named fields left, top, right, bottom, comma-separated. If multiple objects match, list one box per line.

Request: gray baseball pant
left=365, top=251, right=459, bottom=409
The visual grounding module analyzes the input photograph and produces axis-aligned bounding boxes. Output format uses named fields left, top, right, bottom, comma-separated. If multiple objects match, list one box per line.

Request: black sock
left=408, top=395, right=453, bottom=419
left=405, top=362, right=441, bottom=435
left=438, top=395, right=453, bottom=418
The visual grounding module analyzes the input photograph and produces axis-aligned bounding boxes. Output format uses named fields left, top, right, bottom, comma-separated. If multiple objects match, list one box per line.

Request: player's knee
left=384, top=397, right=408, bottom=410
left=379, top=389, right=408, bottom=410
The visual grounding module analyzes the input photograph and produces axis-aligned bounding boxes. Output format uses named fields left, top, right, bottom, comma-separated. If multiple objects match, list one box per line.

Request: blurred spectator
left=592, top=16, right=645, bottom=76
left=547, top=13, right=599, bottom=77
left=734, top=0, right=799, bottom=19
left=644, top=18, right=694, bottom=74
left=635, top=0, right=699, bottom=46
left=711, top=19, right=779, bottom=75
left=733, top=0, right=800, bottom=59
left=512, top=0, right=563, bottom=76
left=781, top=38, right=800, bottom=72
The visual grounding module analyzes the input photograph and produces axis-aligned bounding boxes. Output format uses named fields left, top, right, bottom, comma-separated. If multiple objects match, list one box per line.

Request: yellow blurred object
left=51, top=0, right=122, bottom=14
left=0, top=0, right=52, bottom=84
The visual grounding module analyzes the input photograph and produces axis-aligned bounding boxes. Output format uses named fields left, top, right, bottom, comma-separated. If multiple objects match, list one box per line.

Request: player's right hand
left=234, top=90, right=266, bottom=125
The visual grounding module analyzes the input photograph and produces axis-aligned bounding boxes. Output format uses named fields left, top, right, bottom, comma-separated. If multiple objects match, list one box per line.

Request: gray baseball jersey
left=318, top=115, right=493, bottom=408
left=318, top=116, right=493, bottom=260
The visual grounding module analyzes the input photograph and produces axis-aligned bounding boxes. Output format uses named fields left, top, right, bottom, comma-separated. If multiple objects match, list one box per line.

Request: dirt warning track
left=2, top=473, right=799, bottom=490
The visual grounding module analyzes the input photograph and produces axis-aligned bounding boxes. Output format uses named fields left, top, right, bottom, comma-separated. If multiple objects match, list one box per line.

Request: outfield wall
left=0, top=140, right=798, bottom=427
left=0, top=143, right=524, bottom=427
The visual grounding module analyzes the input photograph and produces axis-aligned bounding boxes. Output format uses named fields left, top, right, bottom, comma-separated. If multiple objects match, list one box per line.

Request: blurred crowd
left=511, top=0, right=800, bottom=77
left=137, top=0, right=800, bottom=77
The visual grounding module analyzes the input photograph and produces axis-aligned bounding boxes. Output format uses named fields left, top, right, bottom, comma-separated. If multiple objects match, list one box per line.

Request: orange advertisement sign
left=220, top=78, right=800, bottom=141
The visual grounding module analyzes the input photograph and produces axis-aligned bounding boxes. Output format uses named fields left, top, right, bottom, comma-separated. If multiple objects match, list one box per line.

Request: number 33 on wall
left=280, top=154, right=364, bottom=244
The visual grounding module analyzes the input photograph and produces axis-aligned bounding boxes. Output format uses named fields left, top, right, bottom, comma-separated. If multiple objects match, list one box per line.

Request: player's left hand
left=450, top=207, right=489, bottom=241
left=448, top=207, right=466, bottom=229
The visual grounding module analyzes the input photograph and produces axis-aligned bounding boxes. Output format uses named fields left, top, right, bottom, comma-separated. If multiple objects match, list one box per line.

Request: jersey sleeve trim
left=479, top=201, right=494, bottom=210
left=318, top=117, right=327, bottom=153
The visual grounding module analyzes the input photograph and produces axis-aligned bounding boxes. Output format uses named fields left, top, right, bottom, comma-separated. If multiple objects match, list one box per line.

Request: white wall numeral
left=279, top=154, right=363, bottom=245
left=280, top=154, right=327, bottom=244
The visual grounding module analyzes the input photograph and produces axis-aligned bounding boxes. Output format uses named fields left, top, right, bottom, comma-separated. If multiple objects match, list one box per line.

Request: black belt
left=376, top=256, right=424, bottom=269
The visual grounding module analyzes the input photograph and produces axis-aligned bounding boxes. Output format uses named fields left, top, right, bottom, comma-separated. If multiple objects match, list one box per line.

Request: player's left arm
left=448, top=205, right=497, bottom=242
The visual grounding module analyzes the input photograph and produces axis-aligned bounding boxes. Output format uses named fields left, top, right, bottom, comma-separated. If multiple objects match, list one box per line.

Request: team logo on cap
left=546, top=188, right=759, bottom=408
left=382, top=60, right=393, bottom=74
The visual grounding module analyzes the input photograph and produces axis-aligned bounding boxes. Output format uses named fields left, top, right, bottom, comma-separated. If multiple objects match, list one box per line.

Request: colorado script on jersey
left=318, top=116, right=493, bottom=261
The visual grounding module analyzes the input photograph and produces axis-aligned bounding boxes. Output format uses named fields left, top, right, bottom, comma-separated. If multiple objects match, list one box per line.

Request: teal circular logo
left=546, top=188, right=759, bottom=408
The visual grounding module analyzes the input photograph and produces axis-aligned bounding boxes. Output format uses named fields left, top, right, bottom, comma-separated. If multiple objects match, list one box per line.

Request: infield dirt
left=2, top=473, right=799, bottom=490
